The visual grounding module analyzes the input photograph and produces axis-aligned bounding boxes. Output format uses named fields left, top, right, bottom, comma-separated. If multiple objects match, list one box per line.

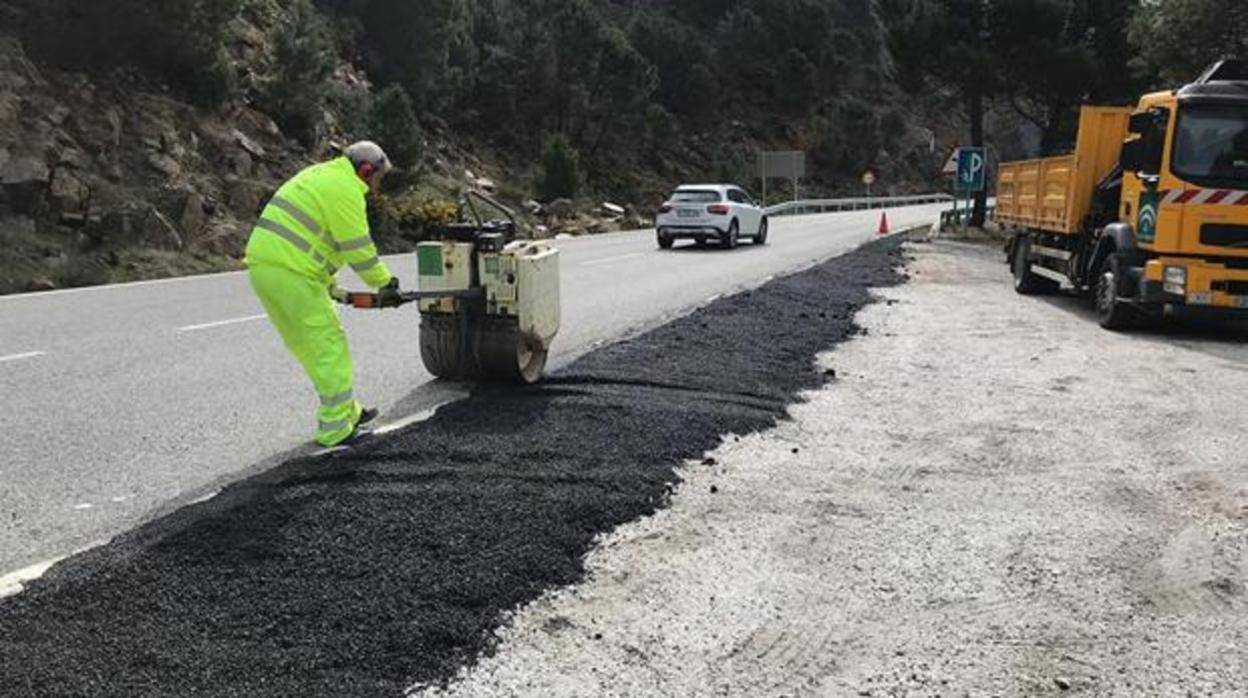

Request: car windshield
left=670, top=190, right=721, bottom=203
left=1172, top=103, right=1248, bottom=186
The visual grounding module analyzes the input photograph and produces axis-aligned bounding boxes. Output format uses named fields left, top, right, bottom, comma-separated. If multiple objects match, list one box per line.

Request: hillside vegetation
left=0, top=0, right=1241, bottom=292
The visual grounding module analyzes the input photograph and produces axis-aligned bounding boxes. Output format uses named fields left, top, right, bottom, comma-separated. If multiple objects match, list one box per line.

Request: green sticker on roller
left=484, top=257, right=500, bottom=275
left=418, top=246, right=443, bottom=276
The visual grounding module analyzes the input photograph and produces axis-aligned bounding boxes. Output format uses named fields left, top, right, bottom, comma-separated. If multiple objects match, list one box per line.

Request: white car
left=655, top=184, right=768, bottom=250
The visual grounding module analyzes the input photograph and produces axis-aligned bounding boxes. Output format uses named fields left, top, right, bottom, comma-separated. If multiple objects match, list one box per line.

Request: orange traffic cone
left=877, top=212, right=890, bottom=236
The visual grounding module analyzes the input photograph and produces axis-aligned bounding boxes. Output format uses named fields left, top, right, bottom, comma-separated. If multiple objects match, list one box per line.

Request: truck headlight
left=1164, top=266, right=1187, bottom=295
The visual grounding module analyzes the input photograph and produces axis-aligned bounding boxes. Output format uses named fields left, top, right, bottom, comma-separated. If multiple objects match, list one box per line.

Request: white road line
left=581, top=252, right=646, bottom=267
left=0, top=351, right=45, bottom=364
left=176, top=314, right=268, bottom=333
left=0, top=556, right=66, bottom=599
left=373, top=406, right=442, bottom=435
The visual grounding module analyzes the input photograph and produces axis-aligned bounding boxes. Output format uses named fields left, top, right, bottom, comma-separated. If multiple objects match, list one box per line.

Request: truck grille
left=1201, top=224, right=1248, bottom=248
left=1213, top=280, right=1248, bottom=296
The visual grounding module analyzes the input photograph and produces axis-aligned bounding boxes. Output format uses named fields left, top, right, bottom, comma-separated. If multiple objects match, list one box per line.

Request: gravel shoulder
left=420, top=240, right=1248, bottom=697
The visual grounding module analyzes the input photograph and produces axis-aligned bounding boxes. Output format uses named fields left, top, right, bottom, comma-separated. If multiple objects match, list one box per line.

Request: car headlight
left=1164, top=266, right=1187, bottom=295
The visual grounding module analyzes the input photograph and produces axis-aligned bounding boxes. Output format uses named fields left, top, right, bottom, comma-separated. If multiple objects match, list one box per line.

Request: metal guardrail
left=940, top=203, right=997, bottom=227
left=764, top=193, right=953, bottom=217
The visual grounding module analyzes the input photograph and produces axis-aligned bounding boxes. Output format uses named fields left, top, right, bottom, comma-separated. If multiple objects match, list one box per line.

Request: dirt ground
left=419, top=240, right=1248, bottom=697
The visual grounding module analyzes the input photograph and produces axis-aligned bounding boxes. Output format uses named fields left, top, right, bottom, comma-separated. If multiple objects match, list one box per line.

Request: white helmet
left=345, top=140, right=392, bottom=175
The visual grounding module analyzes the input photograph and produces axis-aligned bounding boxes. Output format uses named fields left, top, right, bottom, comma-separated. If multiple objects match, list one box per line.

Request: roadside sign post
left=954, top=147, right=987, bottom=233
left=862, top=171, right=876, bottom=200
left=759, top=151, right=805, bottom=208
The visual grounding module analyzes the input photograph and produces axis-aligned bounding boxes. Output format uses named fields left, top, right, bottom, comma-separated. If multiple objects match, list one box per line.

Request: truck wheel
left=420, top=314, right=473, bottom=379
left=475, top=316, right=548, bottom=384
left=1012, top=237, right=1059, bottom=295
left=1095, top=256, right=1135, bottom=331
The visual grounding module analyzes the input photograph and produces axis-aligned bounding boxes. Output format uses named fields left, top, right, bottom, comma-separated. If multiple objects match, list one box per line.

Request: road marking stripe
left=0, top=556, right=66, bottom=599
left=176, top=314, right=268, bottom=333
left=0, top=351, right=45, bottom=364
left=373, top=406, right=442, bottom=435
left=581, top=252, right=646, bottom=267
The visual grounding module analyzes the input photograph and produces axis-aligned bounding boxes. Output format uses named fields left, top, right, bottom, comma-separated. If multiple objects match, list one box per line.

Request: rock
left=1054, top=677, right=1072, bottom=691
left=702, top=457, right=717, bottom=466
left=534, top=224, right=549, bottom=237
left=554, top=233, right=573, bottom=240
left=143, top=208, right=183, bottom=250
left=25, top=277, right=57, bottom=292
left=231, top=129, right=266, bottom=159
left=464, top=169, right=476, bottom=183
left=0, top=92, right=20, bottom=129
left=229, top=150, right=254, bottom=177
left=180, top=192, right=208, bottom=237
left=104, top=108, right=123, bottom=148
left=147, top=153, right=182, bottom=179
left=601, top=202, right=625, bottom=218
left=523, top=199, right=543, bottom=215
left=226, top=178, right=271, bottom=219
left=49, top=169, right=89, bottom=212
left=545, top=198, right=576, bottom=219
left=1, top=157, right=51, bottom=213
left=48, top=105, right=71, bottom=126
left=57, top=148, right=88, bottom=169
left=475, top=177, right=496, bottom=192
left=1, top=215, right=36, bottom=239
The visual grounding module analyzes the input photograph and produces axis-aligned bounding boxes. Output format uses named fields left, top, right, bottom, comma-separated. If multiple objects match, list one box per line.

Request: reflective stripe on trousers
left=248, top=263, right=362, bottom=447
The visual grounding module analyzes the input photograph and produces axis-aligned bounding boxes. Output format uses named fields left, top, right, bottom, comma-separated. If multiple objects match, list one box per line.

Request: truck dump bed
left=995, top=106, right=1131, bottom=235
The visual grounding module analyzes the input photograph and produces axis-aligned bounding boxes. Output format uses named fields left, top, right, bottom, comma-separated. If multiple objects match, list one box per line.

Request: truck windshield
left=1173, top=103, right=1248, bottom=187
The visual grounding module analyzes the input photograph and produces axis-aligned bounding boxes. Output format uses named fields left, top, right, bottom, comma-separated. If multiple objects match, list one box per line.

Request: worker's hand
left=328, top=284, right=349, bottom=304
left=377, top=276, right=403, bottom=308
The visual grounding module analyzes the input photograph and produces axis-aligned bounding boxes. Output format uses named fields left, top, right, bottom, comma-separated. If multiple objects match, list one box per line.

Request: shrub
left=369, top=85, right=425, bottom=175
left=538, top=133, right=580, bottom=202
left=263, top=0, right=338, bottom=139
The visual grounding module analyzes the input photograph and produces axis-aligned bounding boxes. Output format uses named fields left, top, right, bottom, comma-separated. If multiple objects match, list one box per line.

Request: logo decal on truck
left=1138, top=191, right=1159, bottom=244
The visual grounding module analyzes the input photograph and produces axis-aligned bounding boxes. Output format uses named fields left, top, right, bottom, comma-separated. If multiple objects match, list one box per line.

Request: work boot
left=358, top=407, right=379, bottom=426
left=336, top=425, right=373, bottom=448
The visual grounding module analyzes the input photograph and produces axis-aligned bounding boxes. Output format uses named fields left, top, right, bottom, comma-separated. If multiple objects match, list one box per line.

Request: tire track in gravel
left=0, top=237, right=910, bottom=697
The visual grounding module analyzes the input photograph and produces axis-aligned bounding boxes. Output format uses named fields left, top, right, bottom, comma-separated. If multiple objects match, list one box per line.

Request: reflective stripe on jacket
left=243, top=157, right=394, bottom=289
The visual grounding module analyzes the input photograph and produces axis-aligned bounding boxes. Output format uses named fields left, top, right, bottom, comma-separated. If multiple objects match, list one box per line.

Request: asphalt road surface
left=0, top=203, right=945, bottom=577
left=0, top=235, right=909, bottom=697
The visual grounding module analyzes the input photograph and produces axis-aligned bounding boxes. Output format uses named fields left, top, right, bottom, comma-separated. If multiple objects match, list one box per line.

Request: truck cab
left=1122, top=63, right=1248, bottom=313
left=998, top=59, right=1248, bottom=328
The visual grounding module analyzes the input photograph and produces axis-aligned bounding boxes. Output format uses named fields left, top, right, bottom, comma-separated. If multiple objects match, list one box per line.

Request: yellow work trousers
left=248, top=264, right=363, bottom=446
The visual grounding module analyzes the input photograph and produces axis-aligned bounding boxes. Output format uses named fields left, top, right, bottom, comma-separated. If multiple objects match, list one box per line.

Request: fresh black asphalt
left=0, top=236, right=908, bottom=697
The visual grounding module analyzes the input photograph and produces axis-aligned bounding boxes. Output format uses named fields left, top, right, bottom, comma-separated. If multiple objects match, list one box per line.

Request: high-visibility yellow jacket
left=243, top=156, right=394, bottom=289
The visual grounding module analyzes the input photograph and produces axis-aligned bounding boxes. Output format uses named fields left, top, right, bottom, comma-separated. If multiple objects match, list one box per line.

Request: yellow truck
left=997, top=59, right=1248, bottom=328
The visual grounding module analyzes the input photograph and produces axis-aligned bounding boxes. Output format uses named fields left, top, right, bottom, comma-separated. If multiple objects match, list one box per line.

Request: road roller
left=339, top=191, right=560, bottom=384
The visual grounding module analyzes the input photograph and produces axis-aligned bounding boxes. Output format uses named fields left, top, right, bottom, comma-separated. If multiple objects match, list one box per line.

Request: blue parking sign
left=956, top=147, right=986, bottom=192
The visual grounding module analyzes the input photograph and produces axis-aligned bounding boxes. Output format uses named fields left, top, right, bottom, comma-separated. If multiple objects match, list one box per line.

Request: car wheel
left=657, top=230, right=673, bottom=249
left=755, top=218, right=769, bottom=245
left=721, top=220, right=739, bottom=249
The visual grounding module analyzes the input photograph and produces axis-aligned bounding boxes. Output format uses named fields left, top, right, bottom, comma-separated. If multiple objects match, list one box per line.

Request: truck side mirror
left=1121, top=139, right=1145, bottom=172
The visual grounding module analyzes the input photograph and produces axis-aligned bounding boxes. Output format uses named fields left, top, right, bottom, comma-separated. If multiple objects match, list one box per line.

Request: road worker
left=244, top=141, right=402, bottom=447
